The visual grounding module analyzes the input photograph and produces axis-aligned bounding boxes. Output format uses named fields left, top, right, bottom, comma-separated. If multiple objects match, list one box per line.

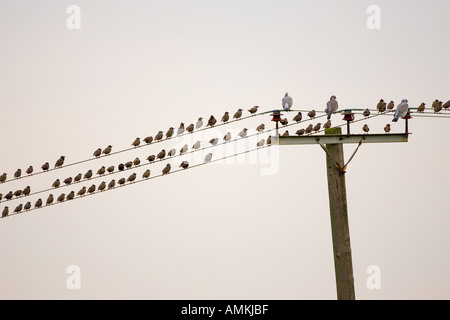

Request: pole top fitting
left=271, top=110, right=283, bottom=122
left=341, top=109, right=355, bottom=122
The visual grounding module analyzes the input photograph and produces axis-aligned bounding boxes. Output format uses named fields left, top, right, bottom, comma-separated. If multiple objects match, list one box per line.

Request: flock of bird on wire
left=2, top=93, right=449, bottom=218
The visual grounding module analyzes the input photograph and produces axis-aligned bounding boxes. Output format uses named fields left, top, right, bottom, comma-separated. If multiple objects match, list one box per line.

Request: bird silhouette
left=14, top=204, right=23, bottom=214
left=103, top=145, right=113, bottom=155
left=118, top=178, right=126, bottom=186
left=88, top=185, right=96, bottom=194
left=307, top=110, right=316, bottom=119
left=221, top=112, right=230, bottom=123
left=46, top=194, right=54, bottom=205
left=35, top=199, right=42, bottom=208
left=377, top=99, right=386, bottom=113
left=257, top=139, right=265, bottom=147
left=93, top=148, right=102, bottom=158
left=387, top=101, right=395, bottom=112
left=64, top=177, right=73, bottom=185
left=14, top=169, right=22, bottom=179
left=144, top=136, right=153, bottom=144
left=108, top=180, right=116, bottom=189
left=166, top=127, right=174, bottom=139
left=238, top=128, right=248, bottom=138
left=296, top=129, right=305, bottom=136
left=0, top=173, right=7, bottom=183
left=67, top=191, right=75, bottom=200
left=147, top=155, right=156, bottom=162
left=209, top=138, right=219, bottom=146
left=132, top=137, right=141, bottom=147
left=2, top=206, right=8, bottom=218
left=162, top=164, right=171, bottom=175
left=256, top=124, right=265, bottom=132
left=26, top=166, right=33, bottom=175
left=157, top=149, right=166, bottom=160
left=133, top=158, right=141, bottom=166
left=248, top=106, right=259, bottom=115
left=127, top=173, right=137, bottom=183
left=77, top=187, right=86, bottom=197
left=97, top=166, right=106, bottom=176
left=417, top=103, right=425, bottom=113
left=24, top=202, right=31, bottom=211
left=186, top=124, right=194, bottom=133
left=142, top=170, right=151, bottom=179
left=362, top=124, right=370, bottom=134
left=363, top=108, right=371, bottom=118
left=52, top=179, right=61, bottom=188
left=305, top=124, right=313, bottom=134
left=224, top=132, right=232, bottom=141
left=233, top=109, right=243, bottom=120
left=74, top=173, right=82, bottom=182
left=107, top=166, right=115, bottom=174
left=180, top=144, right=189, bottom=154
left=207, top=115, right=217, bottom=127
left=41, top=162, right=50, bottom=171
left=193, top=141, right=201, bottom=150
left=323, top=120, right=331, bottom=129
left=84, top=170, right=93, bottom=180
left=55, top=156, right=65, bottom=169
left=57, top=194, right=66, bottom=203
left=22, top=186, right=31, bottom=196
left=155, top=131, right=164, bottom=141
left=293, top=112, right=302, bottom=123
left=168, top=149, right=177, bottom=157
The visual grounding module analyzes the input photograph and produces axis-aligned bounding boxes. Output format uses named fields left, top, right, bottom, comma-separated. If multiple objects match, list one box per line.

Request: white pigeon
left=392, top=99, right=409, bottom=122
left=326, top=95, right=339, bottom=120
left=282, top=92, right=293, bottom=111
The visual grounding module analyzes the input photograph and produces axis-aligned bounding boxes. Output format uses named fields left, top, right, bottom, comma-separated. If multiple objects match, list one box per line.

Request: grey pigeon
left=393, top=99, right=409, bottom=122
left=282, top=93, right=293, bottom=111
left=326, top=96, right=339, bottom=119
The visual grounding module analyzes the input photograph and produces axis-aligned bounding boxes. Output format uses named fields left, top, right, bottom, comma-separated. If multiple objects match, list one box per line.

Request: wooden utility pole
left=324, top=127, right=355, bottom=300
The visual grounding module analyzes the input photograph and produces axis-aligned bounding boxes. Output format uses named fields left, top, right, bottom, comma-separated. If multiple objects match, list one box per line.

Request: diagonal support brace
left=316, top=138, right=363, bottom=174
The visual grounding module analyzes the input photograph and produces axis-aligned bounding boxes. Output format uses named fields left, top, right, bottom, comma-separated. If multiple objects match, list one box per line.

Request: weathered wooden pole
left=325, top=127, right=355, bottom=300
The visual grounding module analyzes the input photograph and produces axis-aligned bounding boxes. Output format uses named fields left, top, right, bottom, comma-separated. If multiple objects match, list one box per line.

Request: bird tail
left=392, top=117, right=398, bottom=122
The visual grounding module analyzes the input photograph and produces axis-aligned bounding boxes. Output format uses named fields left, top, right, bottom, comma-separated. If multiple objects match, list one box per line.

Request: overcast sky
left=0, top=0, right=449, bottom=300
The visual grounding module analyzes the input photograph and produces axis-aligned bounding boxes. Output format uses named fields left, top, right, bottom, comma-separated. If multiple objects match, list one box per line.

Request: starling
left=46, top=194, right=54, bottom=205
left=125, top=161, right=133, bottom=169
left=166, top=127, right=174, bottom=139
left=155, top=131, right=164, bottom=141
left=84, top=170, right=93, bottom=180
left=93, top=148, right=102, bottom=158
left=0, top=194, right=2, bottom=201
left=443, top=100, right=450, bottom=110
left=134, top=157, right=141, bottom=166
left=257, top=139, right=265, bottom=147
left=88, top=185, right=96, bottom=194
left=323, top=120, right=331, bottom=129
left=207, top=115, right=217, bottom=127
left=305, top=124, right=313, bottom=134
left=14, top=204, right=23, bottom=214
left=209, top=138, right=219, bottom=146
left=52, top=179, right=61, bottom=188
left=127, top=173, right=137, bottom=183
left=108, top=180, right=116, bottom=189
left=41, top=162, right=50, bottom=171
left=362, top=124, right=370, bottom=134
left=195, top=117, right=203, bottom=129
left=180, top=144, right=189, bottom=154
left=74, top=173, right=82, bottom=182
left=179, top=161, right=189, bottom=170
left=293, top=112, right=302, bottom=123
left=224, top=132, right=232, bottom=141
left=103, top=145, right=113, bottom=155
left=64, top=177, right=73, bottom=185
left=238, top=128, right=248, bottom=138
left=256, top=124, right=265, bottom=132
left=296, top=129, right=305, bottom=136
left=142, top=169, right=151, bottom=179
left=144, top=136, right=153, bottom=144
left=147, top=155, right=156, bottom=162
left=2, top=206, right=8, bottom=218
left=248, top=106, right=259, bottom=115
left=387, top=101, right=395, bottom=112
left=24, top=202, right=31, bottom=211
left=26, top=166, right=33, bottom=175
left=377, top=99, right=386, bottom=113
left=433, top=101, right=443, bottom=113
left=280, top=118, right=288, bottom=126
left=67, top=191, right=75, bottom=200
left=193, top=141, right=201, bottom=150
left=417, top=103, right=425, bottom=113
left=307, top=110, right=316, bottom=119
left=363, top=108, right=371, bottom=118
left=57, top=194, right=66, bottom=203
left=168, top=149, right=177, bottom=157
left=14, top=169, right=22, bottom=179
left=204, top=153, right=213, bottom=163
left=77, top=187, right=86, bottom=197
left=233, top=109, right=243, bottom=120
left=35, top=199, right=42, bottom=208
left=282, top=92, right=293, bottom=111
left=313, top=123, right=321, bottom=132
left=118, top=178, right=126, bottom=186
left=0, top=173, right=6, bottom=183
left=186, top=124, right=194, bottom=133
left=384, top=124, right=391, bottom=134
left=97, top=166, right=106, bottom=175
left=162, top=164, right=171, bottom=175
left=132, top=137, right=141, bottom=147
left=14, top=190, right=22, bottom=198
left=282, top=130, right=289, bottom=136
left=157, top=149, right=166, bottom=160
left=107, top=166, right=115, bottom=174
left=5, top=191, right=13, bottom=200
left=118, top=163, right=125, bottom=171
left=22, top=186, right=31, bottom=196
left=55, top=156, right=65, bottom=169
left=98, top=181, right=106, bottom=191
left=221, top=112, right=230, bottom=123
left=177, top=123, right=185, bottom=135
left=326, top=96, right=339, bottom=119
left=267, top=135, right=272, bottom=145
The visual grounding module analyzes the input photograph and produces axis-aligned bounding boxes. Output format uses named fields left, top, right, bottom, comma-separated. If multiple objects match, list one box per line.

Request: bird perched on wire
left=282, top=130, right=289, bottom=136
left=162, top=164, right=171, bottom=175
left=107, top=166, right=115, bottom=174
left=147, top=155, right=155, bottom=163
left=209, top=138, right=219, bottom=146
left=256, top=124, right=265, bottom=132
left=66, top=191, right=75, bottom=200
left=46, top=194, right=54, bottom=206
left=118, top=178, right=126, bottom=186
left=307, top=110, right=316, bottom=119
left=166, top=127, right=174, bottom=139
left=52, top=179, right=61, bottom=188
left=377, top=99, right=386, bottom=113
left=0, top=193, right=2, bottom=201
left=74, top=173, right=82, bottom=182
left=134, top=158, right=141, bottom=166
left=108, top=180, right=116, bottom=189
left=77, top=187, right=86, bottom=197
left=103, top=145, right=113, bottom=155
left=387, top=101, right=395, bottom=112
left=363, top=108, right=371, bottom=118
left=296, top=129, right=305, bottom=136
left=14, top=204, right=23, bottom=214
left=221, top=112, right=230, bottom=123
left=207, top=115, right=217, bottom=127
left=97, top=166, right=106, bottom=176
left=433, top=101, right=443, bottom=113
left=155, top=131, right=164, bottom=141
left=233, top=109, right=243, bottom=120
left=267, top=136, right=272, bottom=145
left=35, top=199, right=42, bottom=209
left=293, top=112, right=302, bottom=123
left=323, top=120, right=331, bottom=129
left=14, top=190, right=22, bottom=198
left=57, top=194, right=66, bottom=203
left=238, top=128, right=248, bottom=138
left=14, top=169, right=22, bottom=179
left=88, top=185, right=96, bottom=194
left=384, top=124, right=391, bottom=134
left=257, top=139, right=265, bottom=147
left=142, top=170, right=151, bottom=179
left=313, top=123, right=321, bottom=132
left=195, top=117, right=203, bottom=129
left=0, top=173, right=6, bottom=183
left=24, top=202, right=31, bottom=211
left=204, top=153, right=213, bottom=163
left=431, top=99, right=439, bottom=112
left=362, top=124, right=370, bottom=134
left=392, top=99, right=409, bottom=122
left=144, top=136, right=153, bottom=144
left=132, top=137, right=141, bottom=147
left=125, top=161, right=133, bottom=169
left=326, top=96, right=339, bottom=119
left=443, top=100, right=450, bottom=111
left=168, top=149, right=177, bottom=157
left=84, top=170, right=93, bottom=180
left=93, top=148, right=102, bottom=158
left=224, top=132, right=231, bottom=141
left=193, top=141, right=201, bottom=150
left=177, top=123, right=185, bottom=136
left=41, top=162, right=50, bottom=172
left=157, top=149, right=166, bottom=160
left=305, top=124, right=313, bottom=134
left=5, top=191, right=13, bottom=200
left=282, top=92, right=293, bottom=111
left=280, top=118, right=288, bottom=126
left=2, top=206, right=8, bottom=218
left=417, top=103, right=426, bottom=113
left=186, top=124, right=194, bottom=133
left=127, top=173, right=137, bottom=183
left=248, top=106, right=259, bottom=115
left=179, top=161, right=189, bottom=170
left=55, top=156, right=65, bottom=169
left=26, top=166, right=33, bottom=176
left=22, top=186, right=31, bottom=197
left=180, top=144, right=189, bottom=155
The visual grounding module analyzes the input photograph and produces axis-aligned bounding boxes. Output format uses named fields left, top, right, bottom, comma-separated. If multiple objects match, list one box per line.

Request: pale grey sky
left=0, top=0, right=449, bottom=299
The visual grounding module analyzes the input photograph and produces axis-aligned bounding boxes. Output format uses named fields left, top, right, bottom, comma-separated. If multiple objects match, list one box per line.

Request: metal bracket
left=316, top=138, right=363, bottom=174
